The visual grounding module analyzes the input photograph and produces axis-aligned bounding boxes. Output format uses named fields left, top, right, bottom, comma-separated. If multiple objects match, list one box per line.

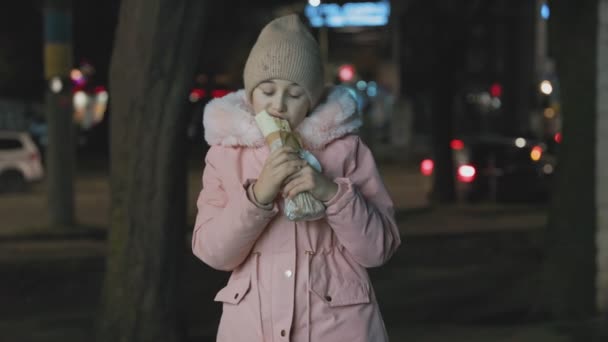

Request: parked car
left=0, top=131, right=44, bottom=192
left=420, top=135, right=556, bottom=203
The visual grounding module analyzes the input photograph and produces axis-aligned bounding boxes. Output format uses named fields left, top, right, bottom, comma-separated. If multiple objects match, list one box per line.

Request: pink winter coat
left=192, top=87, right=401, bottom=342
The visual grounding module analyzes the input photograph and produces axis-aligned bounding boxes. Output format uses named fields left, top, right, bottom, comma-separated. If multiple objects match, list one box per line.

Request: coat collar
left=203, top=86, right=361, bottom=150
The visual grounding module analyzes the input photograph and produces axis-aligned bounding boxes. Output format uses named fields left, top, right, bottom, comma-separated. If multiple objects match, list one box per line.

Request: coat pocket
left=214, top=274, right=251, bottom=305
left=309, top=272, right=370, bottom=307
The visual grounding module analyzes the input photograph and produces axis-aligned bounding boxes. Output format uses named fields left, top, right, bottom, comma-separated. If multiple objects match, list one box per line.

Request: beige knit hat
left=244, top=14, right=324, bottom=107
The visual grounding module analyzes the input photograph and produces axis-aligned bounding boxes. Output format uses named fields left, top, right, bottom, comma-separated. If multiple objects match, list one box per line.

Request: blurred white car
left=0, top=131, right=44, bottom=192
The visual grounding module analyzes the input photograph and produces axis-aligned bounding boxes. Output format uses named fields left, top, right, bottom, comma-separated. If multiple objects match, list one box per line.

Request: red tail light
left=420, top=159, right=434, bottom=176
left=211, top=89, right=231, bottom=98
left=457, top=165, right=476, bottom=183
left=190, top=88, right=206, bottom=98
left=530, top=146, right=542, bottom=161
left=554, top=132, right=562, bottom=144
left=450, top=139, right=464, bottom=150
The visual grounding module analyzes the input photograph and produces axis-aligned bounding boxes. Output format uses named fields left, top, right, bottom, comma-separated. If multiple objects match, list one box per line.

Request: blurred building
left=1, top=0, right=559, bottom=159
left=295, top=0, right=558, bottom=158
left=399, top=0, right=555, bottom=141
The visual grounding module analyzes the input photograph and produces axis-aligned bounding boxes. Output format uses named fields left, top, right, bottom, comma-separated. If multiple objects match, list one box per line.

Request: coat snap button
left=280, top=329, right=286, bottom=337
left=325, top=295, right=332, bottom=302
left=284, top=270, right=293, bottom=278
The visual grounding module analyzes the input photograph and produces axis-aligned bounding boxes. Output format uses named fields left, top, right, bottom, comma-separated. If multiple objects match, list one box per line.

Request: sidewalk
left=0, top=316, right=573, bottom=342
left=0, top=161, right=547, bottom=239
left=0, top=236, right=576, bottom=342
left=0, top=161, right=567, bottom=341
left=391, top=324, right=570, bottom=341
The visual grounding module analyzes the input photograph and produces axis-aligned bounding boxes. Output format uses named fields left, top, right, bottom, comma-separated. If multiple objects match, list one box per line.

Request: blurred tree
left=596, top=0, right=608, bottom=315
left=0, top=1, right=44, bottom=99
left=428, top=0, right=484, bottom=203
left=44, top=0, right=75, bottom=226
left=541, top=0, right=599, bottom=319
left=0, top=48, right=18, bottom=85
left=96, top=0, right=206, bottom=341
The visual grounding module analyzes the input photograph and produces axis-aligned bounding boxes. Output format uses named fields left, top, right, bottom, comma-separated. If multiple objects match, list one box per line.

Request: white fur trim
left=203, top=86, right=361, bottom=150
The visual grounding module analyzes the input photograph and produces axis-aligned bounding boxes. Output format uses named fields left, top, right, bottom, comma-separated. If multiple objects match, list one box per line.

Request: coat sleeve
left=324, top=137, right=401, bottom=268
left=191, top=146, right=279, bottom=271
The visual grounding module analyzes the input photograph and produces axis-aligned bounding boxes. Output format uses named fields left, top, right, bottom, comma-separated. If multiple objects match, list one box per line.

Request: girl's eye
left=289, top=93, right=303, bottom=99
left=262, top=91, right=274, bottom=96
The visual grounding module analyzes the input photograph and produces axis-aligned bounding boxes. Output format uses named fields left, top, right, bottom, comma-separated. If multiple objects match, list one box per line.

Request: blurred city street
left=0, top=160, right=547, bottom=239
left=1, top=0, right=607, bottom=340
left=0, top=160, right=570, bottom=341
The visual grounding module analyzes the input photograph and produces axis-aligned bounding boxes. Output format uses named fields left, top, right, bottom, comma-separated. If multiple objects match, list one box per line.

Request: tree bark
left=96, top=1, right=205, bottom=341
left=542, top=0, right=598, bottom=319
left=595, top=0, right=608, bottom=313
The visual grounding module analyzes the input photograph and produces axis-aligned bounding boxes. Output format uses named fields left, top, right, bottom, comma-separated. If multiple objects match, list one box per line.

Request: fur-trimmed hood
left=203, top=86, right=361, bottom=150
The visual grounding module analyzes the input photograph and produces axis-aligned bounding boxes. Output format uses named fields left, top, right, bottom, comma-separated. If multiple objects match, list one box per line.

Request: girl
left=192, top=14, right=401, bottom=342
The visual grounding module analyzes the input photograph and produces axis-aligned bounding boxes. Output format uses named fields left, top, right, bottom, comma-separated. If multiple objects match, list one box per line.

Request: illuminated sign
left=541, top=3, right=550, bottom=20
left=305, top=1, right=391, bottom=28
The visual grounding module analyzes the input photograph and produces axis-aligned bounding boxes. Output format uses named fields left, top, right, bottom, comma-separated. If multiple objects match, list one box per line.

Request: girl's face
left=251, top=79, right=310, bottom=128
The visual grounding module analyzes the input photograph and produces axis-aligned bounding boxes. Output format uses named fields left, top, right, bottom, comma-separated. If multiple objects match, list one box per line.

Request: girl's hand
left=253, top=146, right=308, bottom=205
left=282, top=165, right=338, bottom=202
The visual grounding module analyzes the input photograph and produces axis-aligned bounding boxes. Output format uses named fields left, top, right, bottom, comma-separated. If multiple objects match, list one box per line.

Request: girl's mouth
left=268, top=112, right=284, bottom=120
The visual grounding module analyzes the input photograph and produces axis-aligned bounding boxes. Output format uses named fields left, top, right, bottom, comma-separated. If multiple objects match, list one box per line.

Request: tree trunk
left=430, top=66, right=456, bottom=203
left=44, top=0, right=75, bottom=226
left=428, top=0, right=485, bottom=203
left=429, top=7, right=460, bottom=204
left=96, top=1, right=205, bottom=341
left=542, top=0, right=598, bottom=319
left=595, top=0, right=608, bottom=313
left=502, top=0, right=536, bottom=136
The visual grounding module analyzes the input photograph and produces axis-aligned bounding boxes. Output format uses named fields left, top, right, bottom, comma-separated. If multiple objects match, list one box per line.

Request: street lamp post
left=318, top=9, right=330, bottom=83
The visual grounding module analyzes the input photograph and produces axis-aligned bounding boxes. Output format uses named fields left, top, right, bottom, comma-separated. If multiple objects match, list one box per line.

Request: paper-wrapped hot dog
left=255, top=110, right=326, bottom=221
left=255, top=110, right=301, bottom=149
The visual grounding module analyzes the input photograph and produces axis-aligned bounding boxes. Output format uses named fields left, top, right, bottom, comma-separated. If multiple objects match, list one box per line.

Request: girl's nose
left=271, top=95, right=287, bottom=113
